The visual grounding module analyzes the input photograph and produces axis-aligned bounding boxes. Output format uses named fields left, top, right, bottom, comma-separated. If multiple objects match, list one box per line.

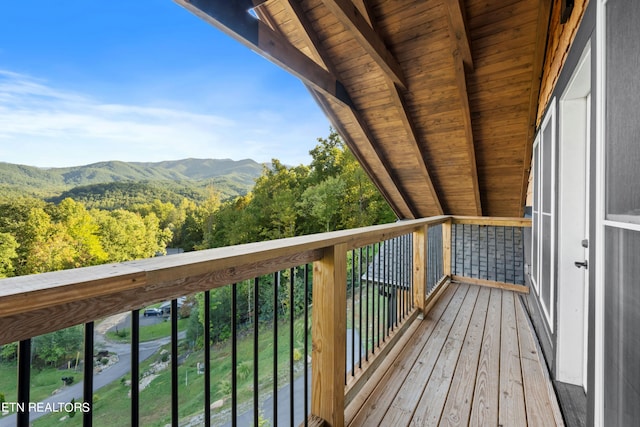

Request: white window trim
left=594, top=0, right=607, bottom=425
left=538, top=98, right=556, bottom=333
left=531, top=135, right=540, bottom=293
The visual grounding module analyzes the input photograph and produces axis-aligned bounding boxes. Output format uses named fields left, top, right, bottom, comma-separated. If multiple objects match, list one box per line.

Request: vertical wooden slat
left=413, top=225, right=428, bottom=313
left=312, top=243, right=347, bottom=427
left=442, top=219, right=453, bottom=277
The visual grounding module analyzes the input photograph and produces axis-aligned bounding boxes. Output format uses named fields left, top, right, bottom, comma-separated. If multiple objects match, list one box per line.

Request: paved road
left=0, top=322, right=182, bottom=426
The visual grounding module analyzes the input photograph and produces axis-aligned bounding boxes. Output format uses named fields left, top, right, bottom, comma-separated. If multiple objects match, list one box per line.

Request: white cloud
left=0, top=70, right=328, bottom=167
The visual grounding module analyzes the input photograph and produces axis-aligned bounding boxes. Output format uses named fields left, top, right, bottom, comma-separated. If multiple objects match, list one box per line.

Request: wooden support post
left=413, top=225, right=428, bottom=314
left=442, top=218, right=452, bottom=277
left=312, top=243, right=347, bottom=427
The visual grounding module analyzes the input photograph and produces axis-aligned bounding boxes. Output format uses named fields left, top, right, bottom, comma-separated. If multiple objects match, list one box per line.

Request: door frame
left=556, top=42, right=591, bottom=388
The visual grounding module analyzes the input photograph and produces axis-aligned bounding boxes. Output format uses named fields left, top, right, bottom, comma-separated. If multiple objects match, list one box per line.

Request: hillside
left=0, top=158, right=265, bottom=204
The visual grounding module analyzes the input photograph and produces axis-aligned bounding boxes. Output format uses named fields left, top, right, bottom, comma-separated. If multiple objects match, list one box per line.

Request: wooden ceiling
left=177, top=0, right=551, bottom=218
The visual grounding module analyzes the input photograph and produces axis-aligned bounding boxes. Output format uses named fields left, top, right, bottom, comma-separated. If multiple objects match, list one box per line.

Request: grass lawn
left=0, top=363, right=84, bottom=410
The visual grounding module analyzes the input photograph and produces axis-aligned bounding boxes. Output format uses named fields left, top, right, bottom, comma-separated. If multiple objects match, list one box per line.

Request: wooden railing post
left=312, top=243, right=347, bottom=427
left=443, top=218, right=452, bottom=277
left=413, top=225, right=428, bottom=313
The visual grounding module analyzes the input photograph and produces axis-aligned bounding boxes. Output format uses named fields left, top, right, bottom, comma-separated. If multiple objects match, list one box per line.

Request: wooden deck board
left=499, top=290, right=527, bottom=426
left=346, top=284, right=564, bottom=426
left=438, top=287, right=491, bottom=426
left=348, top=283, right=462, bottom=426
left=379, top=285, right=476, bottom=426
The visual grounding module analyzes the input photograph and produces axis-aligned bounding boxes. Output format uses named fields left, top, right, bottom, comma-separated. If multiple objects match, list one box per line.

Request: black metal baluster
left=382, top=239, right=387, bottom=341
left=391, top=239, right=396, bottom=328
left=426, top=232, right=436, bottom=294
left=84, top=322, right=94, bottom=427
left=365, top=244, right=369, bottom=361
left=289, top=268, right=295, bottom=425
left=403, top=236, right=407, bottom=317
left=462, top=224, right=466, bottom=277
left=521, top=228, right=525, bottom=285
left=471, top=225, right=475, bottom=278
left=376, top=242, right=381, bottom=349
left=171, top=299, right=178, bottom=427
left=400, top=236, right=405, bottom=318
left=304, top=264, right=309, bottom=427
left=512, top=227, right=516, bottom=283
left=131, top=312, right=139, bottom=427
left=205, top=290, right=211, bottom=427
left=502, top=227, right=507, bottom=282
left=253, top=279, right=259, bottom=427
left=486, top=226, right=489, bottom=280
left=17, top=339, right=30, bottom=427
left=452, top=224, right=457, bottom=275
left=351, top=250, right=355, bottom=376
left=232, top=284, right=238, bottom=427
left=358, top=247, right=363, bottom=369
left=399, top=237, right=403, bottom=320
left=496, top=227, right=500, bottom=282
left=395, top=237, right=402, bottom=327
left=273, top=272, right=279, bottom=427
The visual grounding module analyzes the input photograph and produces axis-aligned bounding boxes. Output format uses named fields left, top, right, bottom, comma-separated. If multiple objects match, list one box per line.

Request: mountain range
left=0, top=158, right=266, bottom=204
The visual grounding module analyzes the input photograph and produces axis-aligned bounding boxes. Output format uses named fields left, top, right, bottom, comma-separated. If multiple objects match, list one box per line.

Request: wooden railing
left=0, top=215, right=530, bottom=427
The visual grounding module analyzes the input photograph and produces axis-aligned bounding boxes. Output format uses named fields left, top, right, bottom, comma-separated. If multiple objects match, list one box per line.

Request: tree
left=0, top=232, right=18, bottom=278
left=300, top=176, right=346, bottom=232
left=32, top=326, right=83, bottom=367
left=92, top=209, right=169, bottom=262
left=308, top=128, right=344, bottom=184
left=54, top=198, right=108, bottom=266
left=18, top=207, right=77, bottom=274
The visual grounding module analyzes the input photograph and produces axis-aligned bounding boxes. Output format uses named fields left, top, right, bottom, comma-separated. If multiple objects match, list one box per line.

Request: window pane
left=541, top=214, right=552, bottom=317
left=542, top=119, right=553, bottom=214
left=604, top=227, right=640, bottom=425
left=606, top=1, right=640, bottom=224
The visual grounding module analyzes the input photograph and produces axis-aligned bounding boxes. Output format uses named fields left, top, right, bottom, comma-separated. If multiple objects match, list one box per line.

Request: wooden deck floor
left=346, top=282, right=564, bottom=426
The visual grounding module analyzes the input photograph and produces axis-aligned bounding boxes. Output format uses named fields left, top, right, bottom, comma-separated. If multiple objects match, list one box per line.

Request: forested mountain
left=0, top=158, right=264, bottom=200
left=0, top=130, right=395, bottom=275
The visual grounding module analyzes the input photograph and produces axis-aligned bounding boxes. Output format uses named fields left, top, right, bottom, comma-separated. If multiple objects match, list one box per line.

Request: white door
left=556, top=44, right=591, bottom=390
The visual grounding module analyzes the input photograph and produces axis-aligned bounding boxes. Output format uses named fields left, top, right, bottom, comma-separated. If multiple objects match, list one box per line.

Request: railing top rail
left=0, top=216, right=447, bottom=318
left=0, top=214, right=528, bottom=344
left=451, top=216, right=532, bottom=227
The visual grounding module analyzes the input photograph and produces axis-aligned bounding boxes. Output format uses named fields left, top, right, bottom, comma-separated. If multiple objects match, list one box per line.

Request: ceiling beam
left=278, top=0, right=329, bottom=70
left=452, top=53, right=482, bottom=215
left=444, top=0, right=481, bottom=215
left=353, top=2, right=443, bottom=215
left=445, top=0, right=473, bottom=71
left=320, top=0, right=407, bottom=89
left=176, top=0, right=355, bottom=109
left=280, top=0, right=418, bottom=218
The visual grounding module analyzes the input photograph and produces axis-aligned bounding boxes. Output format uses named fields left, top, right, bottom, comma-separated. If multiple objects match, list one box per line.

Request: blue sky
left=0, top=1, right=330, bottom=168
